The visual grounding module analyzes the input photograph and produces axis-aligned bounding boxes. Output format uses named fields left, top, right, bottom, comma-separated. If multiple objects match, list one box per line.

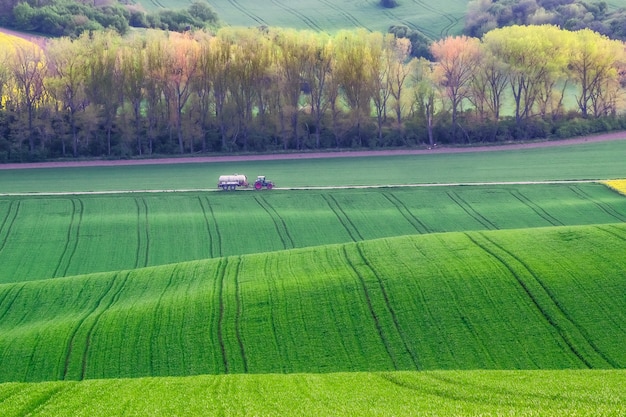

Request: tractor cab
left=254, top=175, right=274, bottom=190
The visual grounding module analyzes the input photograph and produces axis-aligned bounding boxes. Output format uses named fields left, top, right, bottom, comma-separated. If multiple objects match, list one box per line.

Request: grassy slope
left=1, top=183, right=626, bottom=283
left=1, top=139, right=626, bottom=193
left=0, top=224, right=624, bottom=383
left=139, top=0, right=468, bottom=37
left=1, top=370, right=625, bottom=416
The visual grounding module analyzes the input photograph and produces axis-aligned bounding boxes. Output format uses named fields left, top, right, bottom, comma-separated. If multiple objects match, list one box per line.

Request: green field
left=139, top=0, right=468, bottom=37
left=1, top=141, right=626, bottom=415
left=1, top=138, right=626, bottom=193
left=1, top=183, right=625, bottom=283
left=1, top=370, right=625, bottom=416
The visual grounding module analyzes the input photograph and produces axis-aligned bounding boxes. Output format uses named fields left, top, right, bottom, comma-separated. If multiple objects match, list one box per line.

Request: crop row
left=0, top=369, right=625, bottom=416
left=1, top=183, right=626, bottom=284
left=0, top=224, right=624, bottom=382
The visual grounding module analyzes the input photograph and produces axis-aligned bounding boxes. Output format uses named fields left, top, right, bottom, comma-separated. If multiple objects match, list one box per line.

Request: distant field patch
left=604, top=179, right=626, bottom=195
left=138, top=0, right=468, bottom=36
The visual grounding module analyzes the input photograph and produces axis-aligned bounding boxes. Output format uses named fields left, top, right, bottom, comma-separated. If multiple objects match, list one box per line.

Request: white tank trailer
left=217, top=174, right=248, bottom=190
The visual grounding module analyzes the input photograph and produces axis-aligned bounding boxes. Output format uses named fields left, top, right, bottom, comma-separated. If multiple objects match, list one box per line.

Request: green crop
left=1, top=184, right=625, bottom=283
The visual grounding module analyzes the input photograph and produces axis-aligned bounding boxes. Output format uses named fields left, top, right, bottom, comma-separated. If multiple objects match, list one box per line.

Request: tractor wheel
left=254, top=182, right=262, bottom=190
left=266, top=183, right=273, bottom=190
left=222, top=185, right=229, bottom=190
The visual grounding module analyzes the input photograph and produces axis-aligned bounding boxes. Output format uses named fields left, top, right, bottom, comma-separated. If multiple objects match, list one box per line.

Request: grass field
left=1, top=138, right=626, bottom=193
left=138, top=0, right=469, bottom=37
left=1, top=183, right=625, bottom=283
left=1, top=141, right=626, bottom=414
left=1, top=370, right=625, bottom=416
left=0, top=224, right=625, bottom=382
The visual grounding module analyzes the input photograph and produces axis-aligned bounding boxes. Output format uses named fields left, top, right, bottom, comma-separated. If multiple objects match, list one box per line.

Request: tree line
left=1, top=25, right=625, bottom=161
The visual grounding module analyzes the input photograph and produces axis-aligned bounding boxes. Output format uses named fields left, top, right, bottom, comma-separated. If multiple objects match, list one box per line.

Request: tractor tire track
left=354, top=242, right=420, bottom=370
left=254, top=196, right=295, bottom=249
left=382, top=192, right=432, bottom=233
left=317, top=0, right=372, bottom=31
left=234, top=256, right=248, bottom=373
left=198, top=196, right=222, bottom=258
left=569, top=185, right=626, bottom=222
left=53, top=198, right=83, bottom=278
left=0, top=284, right=25, bottom=322
left=381, top=10, right=421, bottom=32
left=15, top=384, right=70, bottom=417
left=322, top=194, right=363, bottom=241
left=150, top=264, right=178, bottom=375
left=447, top=191, right=498, bottom=230
left=341, top=245, right=398, bottom=370
left=264, top=256, right=290, bottom=372
left=269, top=0, right=323, bottom=32
left=134, top=197, right=150, bottom=268
left=226, top=0, right=268, bottom=26
left=60, top=272, right=128, bottom=380
left=467, top=232, right=616, bottom=368
left=509, top=189, right=564, bottom=226
left=410, top=0, right=458, bottom=37
left=0, top=200, right=20, bottom=254
left=214, top=257, right=230, bottom=373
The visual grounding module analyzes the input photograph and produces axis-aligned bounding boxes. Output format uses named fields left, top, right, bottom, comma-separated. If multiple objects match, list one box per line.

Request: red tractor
left=254, top=175, right=274, bottom=190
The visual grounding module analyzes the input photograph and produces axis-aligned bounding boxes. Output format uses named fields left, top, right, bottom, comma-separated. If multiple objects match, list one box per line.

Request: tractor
left=254, top=175, right=274, bottom=190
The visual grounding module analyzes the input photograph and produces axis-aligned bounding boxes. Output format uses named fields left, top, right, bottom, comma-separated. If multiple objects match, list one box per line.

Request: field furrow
left=269, top=0, right=323, bottom=32
left=468, top=232, right=614, bottom=369
left=382, top=192, right=431, bottom=233
left=149, top=265, right=178, bottom=376
left=341, top=245, right=398, bottom=370
left=254, top=196, right=294, bottom=249
left=198, top=196, right=221, bottom=258
left=354, top=242, right=420, bottom=370
left=226, top=0, right=268, bottom=26
left=233, top=257, right=248, bottom=373
left=134, top=198, right=150, bottom=268
left=0, top=200, right=20, bottom=254
left=508, top=190, right=564, bottom=226
left=322, top=194, right=362, bottom=241
left=53, top=199, right=83, bottom=278
left=447, top=191, right=498, bottom=230
left=569, top=185, right=626, bottom=222
left=213, top=257, right=230, bottom=374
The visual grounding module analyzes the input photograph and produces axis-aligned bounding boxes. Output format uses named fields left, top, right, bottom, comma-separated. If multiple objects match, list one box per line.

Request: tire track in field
left=341, top=245, right=398, bottom=370
left=569, top=185, right=626, bottom=222
left=382, top=192, right=432, bottom=233
left=53, top=198, right=84, bottom=278
left=198, top=196, right=222, bottom=258
left=410, top=0, right=459, bottom=37
left=134, top=197, right=150, bottom=268
left=269, top=0, right=323, bottom=32
left=60, top=272, right=128, bottom=380
left=213, top=257, right=230, bottom=373
left=447, top=191, right=498, bottom=230
left=467, top=232, right=616, bottom=368
left=509, top=190, right=564, bottom=226
left=264, top=256, right=290, bottom=372
left=381, top=9, right=421, bottom=32
left=226, top=0, right=268, bottom=26
left=322, top=194, right=363, bottom=241
left=15, top=384, right=70, bottom=417
left=254, top=196, right=294, bottom=250
left=354, top=242, right=420, bottom=370
left=150, top=264, right=178, bottom=375
left=317, top=0, right=372, bottom=31
left=0, top=200, right=20, bottom=254
left=233, top=256, right=248, bottom=373
left=0, top=284, right=25, bottom=322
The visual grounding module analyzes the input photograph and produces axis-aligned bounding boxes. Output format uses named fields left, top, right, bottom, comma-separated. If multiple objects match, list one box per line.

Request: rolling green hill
left=137, top=0, right=468, bottom=37
left=1, top=184, right=626, bottom=283
left=0, top=224, right=625, bottom=383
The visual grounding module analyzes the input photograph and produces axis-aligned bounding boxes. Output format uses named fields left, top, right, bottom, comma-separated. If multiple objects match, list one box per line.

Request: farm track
left=508, top=189, right=564, bottom=226
left=569, top=185, right=626, bottom=222
left=410, top=0, right=459, bottom=37
left=213, top=257, right=230, bottom=373
left=233, top=257, right=248, bottom=373
left=269, top=0, right=323, bottom=32
left=0, top=200, right=19, bottom=253
left=468, top=232, right=616, bottom=369
left=150, top=265, right=178, bottom=376
left=53, top=199, right=83, bottom=278
left=317, top=0, right=371, bottom=31
left=382, top=192, right=431, bottom=233
left=134, top=198, right=150, bottom=269
left=254, top=196, right=295, bottom=249
left=342, top=246, right=397, bottom=369
left=198, top=196, right=221, bottom=258
left=322, top=194, right=362, bottom=241
left=226, top=0, right=268, bottom=26
left=446, top=191, right=498, bottom=230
